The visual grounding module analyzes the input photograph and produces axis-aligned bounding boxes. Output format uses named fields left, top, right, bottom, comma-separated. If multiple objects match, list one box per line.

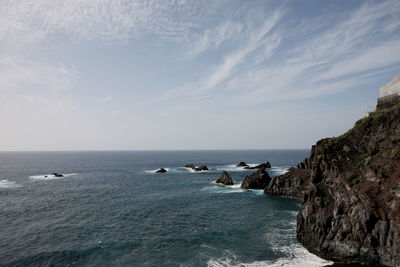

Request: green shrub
left=391, top=147, right=399, bottom=157
left=363, top=156, right=372, bottom=166
left=343, top=145, right=351, bottom=152
left=350, top=177, right=362, bottom=186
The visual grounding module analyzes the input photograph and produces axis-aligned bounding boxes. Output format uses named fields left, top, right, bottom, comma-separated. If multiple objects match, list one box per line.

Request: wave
left=201, top=183, right=263, bottom=195
left=145, top=165, right=289, bottom=176
left=0, top=180, right=22, bottom=189
left=29, top=173, right=78, bottom=180
left=207, top=238, right=332, bottom=267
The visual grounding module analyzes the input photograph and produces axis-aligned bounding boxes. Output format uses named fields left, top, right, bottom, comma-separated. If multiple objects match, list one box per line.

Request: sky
left=0, top=0, right=400, bottom=151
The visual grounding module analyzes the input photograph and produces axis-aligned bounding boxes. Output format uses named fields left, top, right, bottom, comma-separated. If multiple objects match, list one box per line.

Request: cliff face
left=294, top=104, right=400, bottom=266
left=264, top=168, right=311, bottom=198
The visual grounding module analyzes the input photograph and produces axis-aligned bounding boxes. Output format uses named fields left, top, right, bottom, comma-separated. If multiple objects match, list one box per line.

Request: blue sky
left=0, top=0, right=399, bottom=150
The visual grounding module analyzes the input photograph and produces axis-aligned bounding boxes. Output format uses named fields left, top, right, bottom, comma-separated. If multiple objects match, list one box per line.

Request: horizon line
left=0, top=148, right=310, bottom=153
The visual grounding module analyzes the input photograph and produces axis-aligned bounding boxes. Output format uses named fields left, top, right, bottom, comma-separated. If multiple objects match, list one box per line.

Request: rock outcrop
left=184, top=164, right=209, bottom=172
left=184, top=164, right=196, bottom=169
left=244, top=161, right=271, bottom=169
left=194, top=165, right=208, bottom=172
left=237, top=161, right=249, bottom=167
left=291, top=103, right=400, bottom=266
left=241, top=168, right=272, bottom=189
left=216, top=171, right=234, bottom=185
left=264, top=168, right=311, bottom=198
left=155, top=168, right=167, bottom=173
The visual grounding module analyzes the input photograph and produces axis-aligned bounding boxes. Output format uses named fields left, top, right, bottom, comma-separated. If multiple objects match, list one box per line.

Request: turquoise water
left=0, top=150, right=332, bottom=266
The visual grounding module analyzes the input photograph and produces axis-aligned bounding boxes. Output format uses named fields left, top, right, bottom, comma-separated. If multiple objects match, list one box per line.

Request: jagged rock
left=51, top=172, right=63, bottom=177
left=194, top=165, right=209, bottom=172
left=292, top=103, right=400, bottom=266
left=244, top=161, right=272, bottom=169
left=264, top=168, right=311, bottom=198
left=184, top=164, right=208, bottom=171
left=241, top=168, right=272, bottom=189
left=184, top=164, right=196, bottom=169
left=216, top=171, right=234, bottom=185
left=155, top=168, right=167, bottom=173
left=237, top=161, right=249, bottom=167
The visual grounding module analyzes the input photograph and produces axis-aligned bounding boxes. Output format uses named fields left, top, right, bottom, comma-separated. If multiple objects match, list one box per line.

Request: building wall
left=379, top=75, right=400, bottom=97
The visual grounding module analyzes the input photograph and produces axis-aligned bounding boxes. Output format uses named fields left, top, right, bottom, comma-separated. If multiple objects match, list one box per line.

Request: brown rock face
left=295, top=104, right=400, bottom=266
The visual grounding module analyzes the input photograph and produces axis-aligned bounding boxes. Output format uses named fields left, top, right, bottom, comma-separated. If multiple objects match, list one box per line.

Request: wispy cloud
left=100, top=95, right=113, bottom=104
left=0, top=56, right=76, bottom=91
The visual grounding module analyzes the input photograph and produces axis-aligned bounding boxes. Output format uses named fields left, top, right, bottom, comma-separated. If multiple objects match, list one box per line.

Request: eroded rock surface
left=216, top=171, right=234, bottom=185
left=241, top=168, right=271, bottom=189
left=294, top=104, right=400, bottom=266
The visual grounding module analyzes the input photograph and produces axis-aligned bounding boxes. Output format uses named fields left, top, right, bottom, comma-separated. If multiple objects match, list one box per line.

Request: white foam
left=207, top=244, right=332, bottom=267
left=202, top=183, right=266, bottom=195
left=201, top=184, right=245, bottom=194
left=207, top=205, right=333, bottom=267
left=0, top=180, right=22, bottom=189
left=29, top=173, right=77, bottom=180
left=215, top=163, right=259, bottom=172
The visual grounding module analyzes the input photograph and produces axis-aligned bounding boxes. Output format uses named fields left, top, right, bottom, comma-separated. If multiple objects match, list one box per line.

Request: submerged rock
left=216, top=171, right=234, bottom=185
left=244, top=161, right=271, bottom=169
left=241, top=168, right=271, bottom=189
left=155, top=168, right=167, bottom=173
left=237, top=161, right=249, bottom=167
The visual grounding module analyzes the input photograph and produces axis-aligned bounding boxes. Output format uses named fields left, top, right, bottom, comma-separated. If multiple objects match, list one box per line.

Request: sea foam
left=0, top=180, right=22, bottom=189
left=29, top=173, right=77, bottom=180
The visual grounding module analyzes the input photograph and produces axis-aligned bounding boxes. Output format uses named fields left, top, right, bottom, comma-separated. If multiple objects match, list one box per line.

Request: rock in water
left=184, top=164, right=196, bottom=169
left=216, top=171, right=234, bottom=185
left=194, top=165, right=208, bottom=172
left=241, top=168, right=271, bottom=189
left=237, top=161, right=249, bottom=167
left=184, top=164, right=208, bottom=171
left=244, top=161, right=271, bottom=169
left=155, top=168, right=167, bottom=173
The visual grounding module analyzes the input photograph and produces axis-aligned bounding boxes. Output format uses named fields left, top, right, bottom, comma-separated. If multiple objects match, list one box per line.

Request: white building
left=377, top=75, right=400, bottom=109
left=379, top=75, right=400, bottom=97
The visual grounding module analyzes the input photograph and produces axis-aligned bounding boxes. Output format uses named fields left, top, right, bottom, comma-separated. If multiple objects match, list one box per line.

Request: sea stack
left=216, top=171, right=234, bottom=185
left=241, top=168, right=271, bottom=189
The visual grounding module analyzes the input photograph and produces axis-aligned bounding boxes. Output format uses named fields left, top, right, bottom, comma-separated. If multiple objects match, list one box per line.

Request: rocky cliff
left=282, top=103, right=400, bottom=266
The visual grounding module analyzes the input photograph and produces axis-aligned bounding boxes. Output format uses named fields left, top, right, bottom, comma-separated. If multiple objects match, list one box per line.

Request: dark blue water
left=0, top=150, right=331, bottom=266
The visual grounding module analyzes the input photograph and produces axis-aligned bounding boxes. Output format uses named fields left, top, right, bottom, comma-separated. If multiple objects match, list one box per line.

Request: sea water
left=0, top=150, right=332, bottom=266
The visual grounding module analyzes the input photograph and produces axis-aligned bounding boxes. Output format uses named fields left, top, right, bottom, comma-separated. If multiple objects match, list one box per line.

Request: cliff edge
left=292, top=103, right=400, bottom=266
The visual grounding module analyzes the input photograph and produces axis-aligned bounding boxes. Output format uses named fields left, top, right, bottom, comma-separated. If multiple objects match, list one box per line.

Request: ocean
left=0, top=150, right=332, bottom=266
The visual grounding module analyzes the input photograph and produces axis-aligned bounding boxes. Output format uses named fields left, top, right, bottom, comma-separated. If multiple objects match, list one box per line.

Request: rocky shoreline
left=262, top=102, right=400, bottom=266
